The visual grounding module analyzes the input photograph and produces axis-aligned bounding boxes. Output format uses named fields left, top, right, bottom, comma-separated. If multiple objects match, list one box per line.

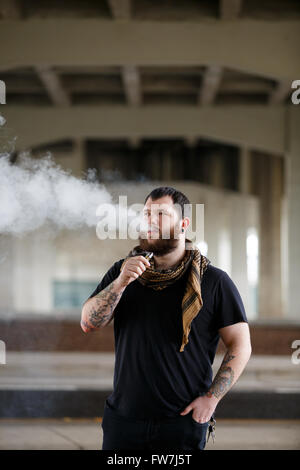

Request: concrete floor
left=0, top=419, right=300, bottom=450
left=1, top=353, right=300, bottom=449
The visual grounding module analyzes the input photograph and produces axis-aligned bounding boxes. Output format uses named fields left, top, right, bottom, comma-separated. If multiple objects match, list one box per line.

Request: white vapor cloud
left=0, top=152, right=116, bottom=235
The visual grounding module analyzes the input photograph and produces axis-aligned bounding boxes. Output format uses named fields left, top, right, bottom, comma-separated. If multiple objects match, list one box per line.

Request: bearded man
left=81, top=186, right=251, bottom=451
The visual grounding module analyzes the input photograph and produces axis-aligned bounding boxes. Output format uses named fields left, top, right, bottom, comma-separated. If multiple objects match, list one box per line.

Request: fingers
left=126, top=264, right=145, bottom=276
left=180, top=405, right=192, bottom=415
left=137, top=255, right=151, bottom=268
left=180, top=405, right=210, bottom=423
left=192, top=413, right=210, bottom=424
left=127, top=266, right=143, bottom=277
left=126, top=256, right=151, bottom=271
left=121, top=255, right=151, bottom=284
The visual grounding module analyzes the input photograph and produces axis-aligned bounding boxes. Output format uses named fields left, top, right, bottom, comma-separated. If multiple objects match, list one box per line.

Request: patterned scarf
left=120, top=238, right=211, bottom=352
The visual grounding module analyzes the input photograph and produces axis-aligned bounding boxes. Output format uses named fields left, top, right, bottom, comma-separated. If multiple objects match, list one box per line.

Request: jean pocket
left=104, top=399, right=117, bottom=414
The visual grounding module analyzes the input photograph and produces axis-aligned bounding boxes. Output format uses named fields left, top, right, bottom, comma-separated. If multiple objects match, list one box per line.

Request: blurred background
left=0, top=0, right=300, bottom=450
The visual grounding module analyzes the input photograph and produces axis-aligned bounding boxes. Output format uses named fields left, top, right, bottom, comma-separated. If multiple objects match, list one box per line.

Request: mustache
left=140, top=222, right=160, bottom=232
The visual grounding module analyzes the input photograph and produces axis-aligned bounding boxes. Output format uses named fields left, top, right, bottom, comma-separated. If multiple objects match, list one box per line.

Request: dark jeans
left=101, top=399, right=210, bottom=451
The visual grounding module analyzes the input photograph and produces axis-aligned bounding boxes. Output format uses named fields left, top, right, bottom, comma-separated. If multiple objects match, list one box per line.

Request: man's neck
left=153, top=243, right=186, bottom=271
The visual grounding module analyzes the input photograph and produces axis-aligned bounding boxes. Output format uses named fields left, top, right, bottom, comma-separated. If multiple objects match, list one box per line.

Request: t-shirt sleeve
left=213, top=271, right=248, bottom=330
left=85, top=259, right=124, bottom=302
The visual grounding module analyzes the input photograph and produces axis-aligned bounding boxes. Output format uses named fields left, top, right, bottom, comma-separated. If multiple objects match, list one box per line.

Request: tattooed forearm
left=206, top=351, right=236, bottom=400
left=81, top=278, right=125, bottom=331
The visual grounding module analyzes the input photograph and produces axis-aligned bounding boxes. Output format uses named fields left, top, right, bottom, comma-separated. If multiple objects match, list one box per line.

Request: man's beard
left=138, top=225, right=180, bottom=256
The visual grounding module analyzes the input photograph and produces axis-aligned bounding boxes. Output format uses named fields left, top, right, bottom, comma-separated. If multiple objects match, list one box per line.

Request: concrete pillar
left=217, top=196, right=231, bottom=275
left=210, top=151, right=223, bottom=189
left=205, top=191, right=221, bottom=266
left=162, top=149, right=172, bottom=181
left=14, top=228, right=55, bottom=313
left=256, top=151, right=283, bottom=318
left=229, top=147, right=251, bottom=318
left=286, top=107, right=300, bottom=319
left=281, top=192, right=288, bottom=317
left=0, top=235, right=14, bottom=311
left=239, top=146, right=251, bottom=194
left=230, top=193, right=251, bottom=318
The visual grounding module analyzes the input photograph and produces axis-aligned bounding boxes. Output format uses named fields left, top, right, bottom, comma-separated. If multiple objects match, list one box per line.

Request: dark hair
left=144, top=186, right=191, bottom=219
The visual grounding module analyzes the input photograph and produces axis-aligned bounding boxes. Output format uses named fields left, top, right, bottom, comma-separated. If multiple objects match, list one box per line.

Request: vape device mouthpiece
left=144, top=252, right=154, bottom=261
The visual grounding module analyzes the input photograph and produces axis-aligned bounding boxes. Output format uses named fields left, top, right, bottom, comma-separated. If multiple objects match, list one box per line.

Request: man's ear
left=183, top=216, right=190, bottom=230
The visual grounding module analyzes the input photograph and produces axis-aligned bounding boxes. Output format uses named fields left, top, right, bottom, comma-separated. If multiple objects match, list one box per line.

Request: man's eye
left=143, top=211, right=168, bottom=216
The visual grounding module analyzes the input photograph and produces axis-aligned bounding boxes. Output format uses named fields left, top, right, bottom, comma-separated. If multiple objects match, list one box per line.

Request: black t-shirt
left=87, top=258, right=248, bottom=419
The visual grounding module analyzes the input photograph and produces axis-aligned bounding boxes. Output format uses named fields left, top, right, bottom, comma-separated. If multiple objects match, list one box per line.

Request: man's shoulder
left=98, top=258, right=126, bottom=285
left=111, top=257, right=125, bottom=267
left=203, top=263, right=228, bottom=286
left=110, top=258, right=126, bottom=274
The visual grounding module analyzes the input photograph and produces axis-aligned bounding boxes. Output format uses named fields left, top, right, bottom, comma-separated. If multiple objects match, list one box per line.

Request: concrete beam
left=122, top=65, right=142, bottom=106
left=222, top=79, right=272, bottom=94
left=2, top=105, right=285, bottom=154
left=198, top=65, right=223, bottom=105
left=34, top=66, right=71, bottom=106
left=269, top=80, right=292, bottom=104
left=0, top=20, right=299, bottom=80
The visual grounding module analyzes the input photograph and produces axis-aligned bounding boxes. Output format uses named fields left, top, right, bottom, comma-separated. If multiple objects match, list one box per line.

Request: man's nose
left=148, top=213, right=159, bottom=227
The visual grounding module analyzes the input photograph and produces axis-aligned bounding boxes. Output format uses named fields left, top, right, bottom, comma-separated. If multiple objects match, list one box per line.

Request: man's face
left=138, top=195, right=183, bottom=256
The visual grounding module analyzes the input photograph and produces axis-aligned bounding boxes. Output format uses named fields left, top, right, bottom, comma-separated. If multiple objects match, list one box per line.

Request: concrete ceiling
left=1, top=0, right=299, bottom=107
left=0, top=0, right=299, bottom=152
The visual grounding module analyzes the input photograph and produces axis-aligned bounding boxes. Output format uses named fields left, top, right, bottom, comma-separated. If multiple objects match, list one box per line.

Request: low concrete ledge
left=1, top=317, right=300, bottom=355
left=1, top=353, right=299, bottom=392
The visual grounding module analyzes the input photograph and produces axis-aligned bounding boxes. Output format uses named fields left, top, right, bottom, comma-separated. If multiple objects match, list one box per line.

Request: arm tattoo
left=206, top=350, right=236, bottom=400
left=84, top=280, right=124, bottom=329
